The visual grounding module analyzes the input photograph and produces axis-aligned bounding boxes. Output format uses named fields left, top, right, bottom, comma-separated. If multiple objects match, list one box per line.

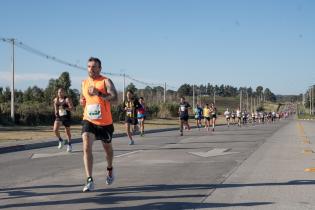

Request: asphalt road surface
left=0, top=119, right=290, bottom=210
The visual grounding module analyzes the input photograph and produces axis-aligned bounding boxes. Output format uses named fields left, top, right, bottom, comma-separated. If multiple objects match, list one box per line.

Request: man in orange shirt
left=80, top=57, right=118, bottom=192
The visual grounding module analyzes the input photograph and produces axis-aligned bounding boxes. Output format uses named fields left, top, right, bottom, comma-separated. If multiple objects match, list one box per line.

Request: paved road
left=0, top=119, right=289, bottom=209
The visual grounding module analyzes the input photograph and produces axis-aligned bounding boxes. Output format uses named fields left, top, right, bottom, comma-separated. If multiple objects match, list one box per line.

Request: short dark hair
left=88, top=57, right=102, bottom=68
left=139, top=97, right=144, bottom=100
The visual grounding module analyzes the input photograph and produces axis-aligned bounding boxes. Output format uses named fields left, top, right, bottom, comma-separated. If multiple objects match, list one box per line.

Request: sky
left=0, top=0, right=314, bottom=95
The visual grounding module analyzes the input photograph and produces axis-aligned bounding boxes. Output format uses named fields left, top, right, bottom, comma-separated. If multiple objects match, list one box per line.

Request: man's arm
left=80, top=82, right=86, bottom=106
left=99, top=78, right=118, bottom=102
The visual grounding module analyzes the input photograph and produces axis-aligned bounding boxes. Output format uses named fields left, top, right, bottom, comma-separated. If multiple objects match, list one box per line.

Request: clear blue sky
left=0, top=0, right=314, bottom=95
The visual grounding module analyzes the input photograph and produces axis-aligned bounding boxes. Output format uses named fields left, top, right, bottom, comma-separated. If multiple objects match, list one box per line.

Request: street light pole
left=11, top=39, right=15, bottom=122
left=164, top=82, right=166, bottom=103
left=193, top=84, right=195, bottom=110
left=240, top=90, right=242, bottom=111
left=123, top=73, right=125, bottom=102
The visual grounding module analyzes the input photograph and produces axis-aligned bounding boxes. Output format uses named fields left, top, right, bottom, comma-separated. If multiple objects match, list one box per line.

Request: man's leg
left=82, top=132, right=94, bottom=178
left=103, top=142, right=115, bottom=185
left=102, top=142, right=113, bottom=169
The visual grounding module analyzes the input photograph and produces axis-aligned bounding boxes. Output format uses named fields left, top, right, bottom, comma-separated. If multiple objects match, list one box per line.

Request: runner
left=179, top=97, right=191, bottom=136
left=203, top=104, right=211, bottom=131
left=80, top=57, right=117, bottom=192
left=251, top=111, right=256, bottom=125
left=124, top=90, right=140, bottom=145
left=224, top=108, right=231, bottom=127
left=231, top=110, right=236, bottom=125
left=194, top=104, right=203, bottom=130
left=53, top=88, right=73, bottom=152
left=210, top=103, right=217, bottom=131
left=272, top=111, right=276, bottom=123
left=236, top=107, right=242, bottom=126
left=242, top=110, right=248, bottom=125
left=137, top=97, right=146, bottom=136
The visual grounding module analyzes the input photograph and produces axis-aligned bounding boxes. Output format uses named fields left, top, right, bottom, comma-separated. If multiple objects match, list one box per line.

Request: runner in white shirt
left=236, top=108, right=242, bottom=126
left=231, top=110, right=236, bottom=125
left=224, top=108, right=231, bottom=127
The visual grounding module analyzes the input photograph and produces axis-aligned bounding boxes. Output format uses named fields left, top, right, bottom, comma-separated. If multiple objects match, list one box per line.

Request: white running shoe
left=67, top=144, right=72, bottom=152
left=58, top=140, right=64, bottom=149
left=106, top=168, right=115, bottom=185
left=83, top=178, right=94, bottom=192
left=129, top=140, right=134, bottom=145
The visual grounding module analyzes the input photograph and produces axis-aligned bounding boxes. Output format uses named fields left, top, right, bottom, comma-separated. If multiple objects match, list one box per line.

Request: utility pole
left=250, top=96, right=253, bottom=113
left=240, top=90, right=242, bottom=111
left=308, top=88, right=312, bottom=114
left=193, top=84, right=195, bottom=110
left=164, top=82, right=166, bottom=103
left=123, top=73, right=126, bottom=102
left=11, top=39, right=15, bottom=122
left=246, top=91, right=249, bottom=111
left=312, top=86, right=314, bottom=115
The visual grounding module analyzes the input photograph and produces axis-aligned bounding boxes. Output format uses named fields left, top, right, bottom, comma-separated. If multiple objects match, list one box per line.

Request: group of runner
left=50, top=57, right=290, bottom=192
left=229, top=109, right=287, bottom=126
left=179, top=97, right=218, bottom=136
left=178, top=100, right=288, bottom=136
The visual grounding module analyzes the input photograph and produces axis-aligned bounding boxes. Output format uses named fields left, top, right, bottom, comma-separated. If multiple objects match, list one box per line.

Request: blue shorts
left=137, top=114, right=146, bottom=119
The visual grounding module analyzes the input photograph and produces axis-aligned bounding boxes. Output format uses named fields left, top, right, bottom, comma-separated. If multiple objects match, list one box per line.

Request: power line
left=1, top=38, right=177, bottom=89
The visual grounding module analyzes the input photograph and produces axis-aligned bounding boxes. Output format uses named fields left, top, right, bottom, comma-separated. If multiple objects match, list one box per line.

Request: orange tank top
left=82, top=75, right=113, bottom=126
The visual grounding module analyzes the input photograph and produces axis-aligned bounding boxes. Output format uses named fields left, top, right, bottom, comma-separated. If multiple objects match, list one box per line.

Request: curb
left=0, top=127, right=181, bottom=154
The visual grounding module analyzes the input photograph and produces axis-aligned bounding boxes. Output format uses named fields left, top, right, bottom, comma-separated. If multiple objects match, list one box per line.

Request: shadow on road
left=1, top=180, right=314, bottom=209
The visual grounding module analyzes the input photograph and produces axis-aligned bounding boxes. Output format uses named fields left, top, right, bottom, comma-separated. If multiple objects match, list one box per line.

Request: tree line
left=0, top=71, right=283, bottom=125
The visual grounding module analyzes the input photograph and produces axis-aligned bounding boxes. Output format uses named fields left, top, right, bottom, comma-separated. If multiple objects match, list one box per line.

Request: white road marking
left=189, top=148, right=239, bottom=158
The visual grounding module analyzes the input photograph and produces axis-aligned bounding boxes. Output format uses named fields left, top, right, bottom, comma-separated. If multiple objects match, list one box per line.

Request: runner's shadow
left=1, top=181, right=313, bottom=209
left=87, top=201, right=274, bottom=210
left=0, top=183, right=274, bottom=210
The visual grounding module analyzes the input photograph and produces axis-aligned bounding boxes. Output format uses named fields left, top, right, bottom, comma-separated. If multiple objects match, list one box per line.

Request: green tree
left=3, top=87, right=11, bottom=102
left=0, top=87, right=4, bottom=103
left=126, top=83, right=137, bottom=93
left=177, top=84, right=192, bottom=96
left=264, top=88, right=276, bottom=102
left=256, top=86, right=264, bottom=96
left=44, top=79, right=57, bottom=104
left=56, top=72, right=71, bottom=91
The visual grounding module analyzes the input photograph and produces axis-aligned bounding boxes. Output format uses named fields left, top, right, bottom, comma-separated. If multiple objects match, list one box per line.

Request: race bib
left=58, top=108, right=67, bottom=116
left=87, top=104, right=102, bottom=120
left=180, top=106, right=186, bottom=112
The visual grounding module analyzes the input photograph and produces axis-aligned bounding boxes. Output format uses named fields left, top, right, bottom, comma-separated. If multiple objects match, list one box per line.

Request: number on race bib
left=87, top=104, right=102, bottom=120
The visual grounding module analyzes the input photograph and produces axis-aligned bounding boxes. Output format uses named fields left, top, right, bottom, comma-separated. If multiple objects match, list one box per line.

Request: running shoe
left=67, top=144, right=72, bottom=152
left=83, top=177, right=94, bottom=192
left=106, top=168, right=115, bottom=185
left=129, top=140, right=134, bottom=145
left=58, top=140, right=64, bottom=149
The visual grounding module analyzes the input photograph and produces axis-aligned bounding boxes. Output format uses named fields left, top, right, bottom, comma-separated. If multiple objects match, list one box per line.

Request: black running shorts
left=55, top=116, right=71, bottom=127
left=125, top=117, right=138, bottom=125
left=82, top=120, right=114, bottom=144
left=180, top=114, right=189, bottom=121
